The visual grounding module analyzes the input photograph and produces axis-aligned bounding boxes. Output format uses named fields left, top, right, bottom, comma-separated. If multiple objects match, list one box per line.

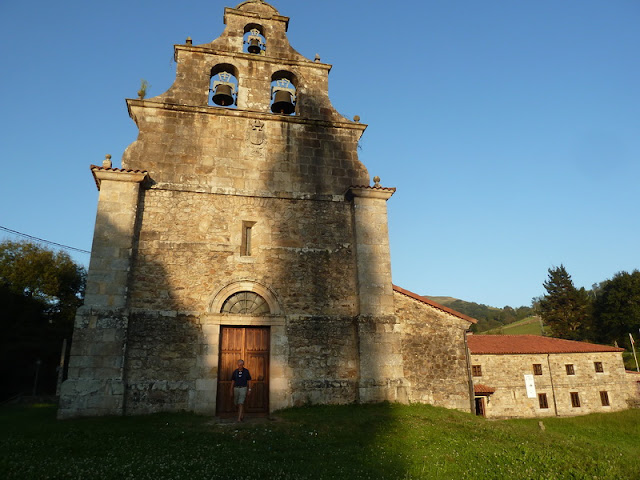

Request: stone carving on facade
left=249, top=119, right=265, bottom=145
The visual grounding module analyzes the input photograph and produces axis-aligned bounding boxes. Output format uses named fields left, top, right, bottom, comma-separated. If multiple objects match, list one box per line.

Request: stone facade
left=468, top=336, right=640, bottom=418
left=394, top=288, right=474, bottom=411
left=58, top=0, right=476, bottom=419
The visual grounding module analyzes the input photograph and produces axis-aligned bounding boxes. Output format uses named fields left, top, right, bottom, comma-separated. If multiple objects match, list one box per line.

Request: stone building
left=58, top=1, right=477, bottom=418
left=468, top=335, right=639, bottom=418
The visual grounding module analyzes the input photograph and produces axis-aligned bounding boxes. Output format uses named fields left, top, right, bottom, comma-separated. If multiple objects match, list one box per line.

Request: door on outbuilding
left=216, top=326, right=270, bottom=415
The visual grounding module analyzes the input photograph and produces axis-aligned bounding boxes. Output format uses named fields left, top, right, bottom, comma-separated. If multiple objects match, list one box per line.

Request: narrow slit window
left=538, top=393, right=549, bottom=409
left=241, top=221, right=256, bottom=256
left=533, top=364, right=543, bottom=376
left=600, top=391, right=610, bottom=406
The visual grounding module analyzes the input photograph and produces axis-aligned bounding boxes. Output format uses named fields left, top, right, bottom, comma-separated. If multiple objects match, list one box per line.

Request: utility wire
left=0, top=225, right=91, bottom=254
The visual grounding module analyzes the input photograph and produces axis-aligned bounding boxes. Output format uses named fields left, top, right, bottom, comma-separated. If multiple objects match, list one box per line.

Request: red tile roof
left=467, top=335, right=624, bottom=354
left=392, top=285, right=477, bottom=324
left=474, top=384, right=496, bottom=395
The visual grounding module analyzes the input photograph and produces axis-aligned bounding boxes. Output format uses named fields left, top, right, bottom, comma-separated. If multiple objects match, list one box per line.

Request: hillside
left=424, top=295, right=535, bottom=333
left=481, top=316, right=546, bottom=336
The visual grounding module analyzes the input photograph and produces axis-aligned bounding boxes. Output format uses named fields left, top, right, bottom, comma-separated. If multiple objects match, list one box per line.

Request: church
left=58, top=0, right=476, bottom=418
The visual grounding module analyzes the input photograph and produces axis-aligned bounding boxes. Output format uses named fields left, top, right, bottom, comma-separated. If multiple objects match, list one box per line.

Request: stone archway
left=209, top=280, right=282, bottom=315
left=221, top=291, right=271, bottom=315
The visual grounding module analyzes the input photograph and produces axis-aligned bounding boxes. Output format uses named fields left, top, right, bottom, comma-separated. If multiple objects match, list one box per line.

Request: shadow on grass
left=2, top=403, right=640, bottom=479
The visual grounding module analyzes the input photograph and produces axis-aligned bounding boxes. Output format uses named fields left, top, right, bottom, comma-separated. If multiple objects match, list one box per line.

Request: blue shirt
left=231, top=368, right=251, bottom=387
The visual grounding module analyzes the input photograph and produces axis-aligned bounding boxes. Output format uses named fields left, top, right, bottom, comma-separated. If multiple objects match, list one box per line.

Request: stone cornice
left=347, top=185, right=396, bottom=200
left=126, top=99, right=367, bottom=132
left=90, top=165, right=148, bottom=191
left=172, top=45, right=330, bottom=71
left=150, top=183, right=348, bottom=203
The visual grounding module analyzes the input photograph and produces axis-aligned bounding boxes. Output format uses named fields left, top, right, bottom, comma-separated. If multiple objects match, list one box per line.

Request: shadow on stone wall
left=123, top=192, right=204, bottom=415
left=63, top=62, right=404, bottom=475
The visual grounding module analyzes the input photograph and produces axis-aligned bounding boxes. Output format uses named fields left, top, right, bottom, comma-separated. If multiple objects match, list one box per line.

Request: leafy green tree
left=535, top=265, right=592, bottom=340
left=593, top=270, right=640, bottom=348
left=0, top=240, right=86, bottom=398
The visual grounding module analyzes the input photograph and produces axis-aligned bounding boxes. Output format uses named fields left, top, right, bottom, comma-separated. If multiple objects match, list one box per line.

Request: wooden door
left=475, top=397, right=485, bottom=417
left=216, top=327, right=270, bottom=415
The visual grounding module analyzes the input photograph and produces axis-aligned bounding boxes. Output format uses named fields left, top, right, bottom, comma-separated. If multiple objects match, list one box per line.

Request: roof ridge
left=392, top=285, right=477, bottom=324
left=468, top=334, right=625, bottom=354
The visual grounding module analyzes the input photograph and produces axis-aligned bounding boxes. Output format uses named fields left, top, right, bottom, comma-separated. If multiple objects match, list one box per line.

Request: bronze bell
left=212, top=84, right=234, bottom=106
left=248, top=38, right=261, bottom=54
left=271, top=90, right=295, bottom=114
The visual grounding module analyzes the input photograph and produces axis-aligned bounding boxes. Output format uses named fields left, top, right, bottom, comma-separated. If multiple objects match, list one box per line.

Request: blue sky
left=1, top=0, right=638, bottom=307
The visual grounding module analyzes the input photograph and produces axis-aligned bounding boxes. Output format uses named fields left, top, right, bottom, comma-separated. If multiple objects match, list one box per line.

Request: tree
left=535, top=265, right=592, bottom=340
left=0, top=240, right=86, bottom=399
left=593, top=270, right=640, bottom=348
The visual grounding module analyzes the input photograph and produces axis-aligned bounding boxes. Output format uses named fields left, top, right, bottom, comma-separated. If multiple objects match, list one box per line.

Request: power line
left=0, top=225, right=91, bottom=255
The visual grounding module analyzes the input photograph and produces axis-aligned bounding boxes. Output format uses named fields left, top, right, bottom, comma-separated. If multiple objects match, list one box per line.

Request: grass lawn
left=1, top=403, right=639, bottom=479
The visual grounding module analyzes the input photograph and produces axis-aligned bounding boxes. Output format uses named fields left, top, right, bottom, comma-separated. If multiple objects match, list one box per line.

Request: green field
left=482, top=316, right=546, bottom=335
left=2, top=403, right=639, bottom=479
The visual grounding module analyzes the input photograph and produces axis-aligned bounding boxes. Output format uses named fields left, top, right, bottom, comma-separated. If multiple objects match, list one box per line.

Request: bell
left=271, top=90, right=295, bottom=114
left=212, top=84, right=234, bottom=106
left=248, top=38, right=261, bottom=54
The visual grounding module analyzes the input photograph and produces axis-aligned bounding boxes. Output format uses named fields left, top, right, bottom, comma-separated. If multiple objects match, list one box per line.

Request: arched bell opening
left=270, top=71, right=297, bottom=115
left=209, top=64, right=239, bottom=108
left=243, top=24, right=266, bottom=55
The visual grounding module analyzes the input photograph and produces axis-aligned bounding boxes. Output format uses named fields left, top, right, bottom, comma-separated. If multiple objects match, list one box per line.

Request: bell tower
left=121, top=0, right=371, bottom=196
left=59, top=0, right=403, bottom=418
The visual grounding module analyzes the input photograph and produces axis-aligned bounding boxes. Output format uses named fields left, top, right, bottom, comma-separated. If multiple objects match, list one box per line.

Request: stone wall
left=287, top=316, right=359, bottom=406
left=59, top=1, right=476, bottom=418
left=394, top=291, right=474, bottom=412
left=471, top=351, right=635, bottom=418
left=58, top=169, right=146, bottom=419
left=124, top=312, right=201, bottom=415
left=129, top=189, right=359, bottom=317
left=123, top=107, right=368, bottom=197
left=58, top=308, right=129, bottom=418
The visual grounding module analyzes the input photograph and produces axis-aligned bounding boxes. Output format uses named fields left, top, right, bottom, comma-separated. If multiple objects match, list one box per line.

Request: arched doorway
left=216, top=291, right=271, bottom=416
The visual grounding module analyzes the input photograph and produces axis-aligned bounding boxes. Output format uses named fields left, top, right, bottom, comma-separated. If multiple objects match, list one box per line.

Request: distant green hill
left=423, top=295, right=535, bottom=333
left=481, top=316, right=546, bottom=336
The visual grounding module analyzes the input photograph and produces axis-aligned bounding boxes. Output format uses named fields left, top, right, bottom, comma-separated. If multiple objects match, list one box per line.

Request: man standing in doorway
left=230, top=359, right=252, bottom=422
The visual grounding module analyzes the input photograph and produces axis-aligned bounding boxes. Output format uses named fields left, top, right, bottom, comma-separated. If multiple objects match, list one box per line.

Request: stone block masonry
left=468, top=336, right=639, bottom=418
left=58, top=1, right=477, bottom=418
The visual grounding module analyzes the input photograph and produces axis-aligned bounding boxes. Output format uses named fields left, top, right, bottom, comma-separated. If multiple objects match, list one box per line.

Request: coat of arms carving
left=249, top=119, right=265, bottom=145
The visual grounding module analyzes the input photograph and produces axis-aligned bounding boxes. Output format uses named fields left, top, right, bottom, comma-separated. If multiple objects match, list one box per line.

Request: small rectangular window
left=538, top=393, right=549, bottom=409
left=570, top=392, right=581, bottom=408
left=565, top=364, right=575, bottom=375
left=471, top=365, right=482, bottom=377
left=533, top=364, right=543, bottom=376
left=600, top=391, right=610, bottom=406
left=241, top=221, right=256, bottom=256
left=594, top=362, right=604, bottom=373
